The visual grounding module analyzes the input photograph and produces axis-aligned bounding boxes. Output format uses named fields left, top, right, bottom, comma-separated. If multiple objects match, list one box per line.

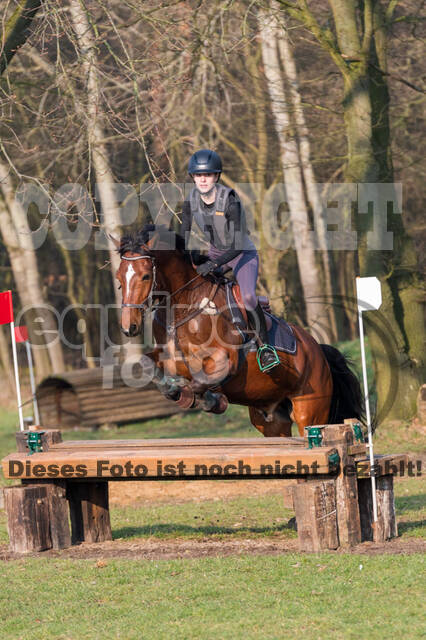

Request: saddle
left=224, top=281, right=297, bottom=355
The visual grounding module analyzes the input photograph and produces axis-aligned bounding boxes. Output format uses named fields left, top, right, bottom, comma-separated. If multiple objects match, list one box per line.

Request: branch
left=207, top=113, right=256, bottom=184
left=274, top=0, right=349, bottom=76
left=0, top=0, right=43, bottom=75
left=370, top=63, right=426, bottom=94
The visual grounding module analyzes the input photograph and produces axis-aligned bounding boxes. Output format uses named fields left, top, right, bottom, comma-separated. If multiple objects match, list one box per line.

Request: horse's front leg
left=187, top=346, right=234, bottom=393
left=184, top=347, right=233, bottom=414
left=158, top=345, right=232, bottom=414
left=143, top=347, right=186, bottom=402
left=196, top=389, right=229, bottom=414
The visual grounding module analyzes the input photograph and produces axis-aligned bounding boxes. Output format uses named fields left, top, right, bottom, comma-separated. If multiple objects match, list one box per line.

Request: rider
left=180, top=148, right=279, bottom=372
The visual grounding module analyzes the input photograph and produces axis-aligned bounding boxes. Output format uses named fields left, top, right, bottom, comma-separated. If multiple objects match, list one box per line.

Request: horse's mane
left=119, top=224, right=193, bottom=264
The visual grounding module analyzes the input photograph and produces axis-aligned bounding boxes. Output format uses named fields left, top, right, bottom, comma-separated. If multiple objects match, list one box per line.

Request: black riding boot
left=247, top=303, right=280, bottom=372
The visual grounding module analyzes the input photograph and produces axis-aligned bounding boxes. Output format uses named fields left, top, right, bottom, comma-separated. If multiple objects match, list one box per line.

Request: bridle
left=119, top=248, right=219, bottom=335
left=120, top=253, right=157, bottom=312
left=120, top=248, right=202, bottom=312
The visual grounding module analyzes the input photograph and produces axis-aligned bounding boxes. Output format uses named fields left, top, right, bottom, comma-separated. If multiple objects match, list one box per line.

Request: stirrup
left=256, top=344, right=280, bottom=372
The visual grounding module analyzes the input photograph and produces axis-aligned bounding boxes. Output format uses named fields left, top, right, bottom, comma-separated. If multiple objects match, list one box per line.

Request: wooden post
left=4, top=485, right=52, bottom=553
left=67, top=482, right=112, bottom=544
left=357, top=475, right=397, bottom=542
left=282, top=482, right=296, bottom=509
left=5, top=481, right=71, bottom=552
left=45, top=481, right=71, bottom=549
left=322, top=424, right=362, bottom=547
left=293, top=480, right=339, bottom=552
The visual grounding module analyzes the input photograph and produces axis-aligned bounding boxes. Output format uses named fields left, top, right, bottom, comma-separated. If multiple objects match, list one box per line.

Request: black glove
left=196, top=260, right=216, bottom=276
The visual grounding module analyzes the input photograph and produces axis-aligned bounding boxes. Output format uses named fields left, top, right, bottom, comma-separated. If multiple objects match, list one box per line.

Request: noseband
left=120, top=254, right=157, bottom=311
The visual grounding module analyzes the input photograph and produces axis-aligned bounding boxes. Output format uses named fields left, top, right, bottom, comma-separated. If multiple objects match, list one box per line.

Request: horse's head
left=114, top=224, right=196, bottom=337
left=114, top=236, right=155, bottom=337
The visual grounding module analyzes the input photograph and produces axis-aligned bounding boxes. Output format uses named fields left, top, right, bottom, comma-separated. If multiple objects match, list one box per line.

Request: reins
left=168, top=281, right=220, bottom=334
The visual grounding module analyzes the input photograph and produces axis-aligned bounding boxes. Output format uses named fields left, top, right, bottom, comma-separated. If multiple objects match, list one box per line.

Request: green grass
left=371, top=419, right=425, bottom=455
left=394, top=476, right=425, bottom=538
left=0, top=554, right=424, bottom=640
left=61, top=402, right=259, bottom=443
left=109, top=494, right=297, bottom=542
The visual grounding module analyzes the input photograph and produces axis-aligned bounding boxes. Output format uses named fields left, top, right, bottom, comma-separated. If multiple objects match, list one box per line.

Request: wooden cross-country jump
left=1, top=420, right=407, bottom=553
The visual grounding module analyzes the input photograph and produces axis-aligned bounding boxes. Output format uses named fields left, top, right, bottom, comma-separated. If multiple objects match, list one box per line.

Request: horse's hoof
left=175, top=386, right=195, bottom=409
left=208, top=393, right=228, bottom=414
left=165, top=389, right=180, bottom=401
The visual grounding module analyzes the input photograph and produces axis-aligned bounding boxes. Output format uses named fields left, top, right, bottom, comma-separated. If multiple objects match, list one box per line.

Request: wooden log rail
left=1, top=422, right=408, bottom=554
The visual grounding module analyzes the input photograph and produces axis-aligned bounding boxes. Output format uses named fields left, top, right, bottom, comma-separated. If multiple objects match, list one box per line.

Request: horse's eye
left=142, top=274, right=150, bottom=281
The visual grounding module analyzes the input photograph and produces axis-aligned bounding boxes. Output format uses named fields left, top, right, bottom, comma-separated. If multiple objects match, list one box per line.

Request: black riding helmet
left=188, top=149, right=222, bottom=175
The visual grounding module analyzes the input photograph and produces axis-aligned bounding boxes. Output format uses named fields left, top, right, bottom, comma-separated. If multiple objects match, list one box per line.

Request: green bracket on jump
left=352, top=422, right=364, bottom=443
left=26, top=431, right=45, bottom=455
left=305, top=426, right=324, bottom=449
left=328, top=451, right=340, bottom=469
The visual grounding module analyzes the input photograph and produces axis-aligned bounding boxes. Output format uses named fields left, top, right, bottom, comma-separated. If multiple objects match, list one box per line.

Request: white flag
left=356, top=276, right=382, bottom=311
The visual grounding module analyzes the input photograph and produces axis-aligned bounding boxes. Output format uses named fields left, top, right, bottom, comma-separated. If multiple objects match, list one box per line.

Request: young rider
left=180, top=148, right=279, bottom=372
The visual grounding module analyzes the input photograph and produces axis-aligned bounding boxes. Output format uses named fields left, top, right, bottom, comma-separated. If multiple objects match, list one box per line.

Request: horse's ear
left=145, top=231, right=161, bottom=250
left=146, top=228, right=176, bottom=252
left=108, top=234, right=120, bottom=249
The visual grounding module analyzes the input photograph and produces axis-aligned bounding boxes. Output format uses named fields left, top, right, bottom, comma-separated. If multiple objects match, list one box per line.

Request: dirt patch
left=0, top=536, right=425, bottom=562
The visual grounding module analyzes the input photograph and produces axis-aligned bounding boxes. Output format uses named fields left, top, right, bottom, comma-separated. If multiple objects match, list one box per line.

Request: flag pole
left=357, top=306, right=378, bottom=523
left=356, top=276, right=382, bottom=525
left=10, top=320, right=24, bottom=431
left=25, top=340, right=40, bottom=424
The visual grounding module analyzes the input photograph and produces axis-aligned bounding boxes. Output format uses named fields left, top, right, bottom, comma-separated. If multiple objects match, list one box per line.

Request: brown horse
left=114, top=225, right=363, bottom=437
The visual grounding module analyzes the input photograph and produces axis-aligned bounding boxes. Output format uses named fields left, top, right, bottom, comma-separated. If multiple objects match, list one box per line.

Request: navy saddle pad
left=225, top=283, right=297, bottom=355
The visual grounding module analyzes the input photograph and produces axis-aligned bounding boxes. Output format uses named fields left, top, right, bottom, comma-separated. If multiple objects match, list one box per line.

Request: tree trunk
left=328, top=0, right=425, bottom=419
left=0, top=325, right=15, bottom=393
left=69, top=0, right=141, bottom=363
left=275, top=11, right=340, bottom=341
left=0, top=162, right=65, bottom=377
left=259, top=8, right=333, bottom=342
left=60, top=246, right=96, bottom=366
left=247, top=44, right=287, bottom=317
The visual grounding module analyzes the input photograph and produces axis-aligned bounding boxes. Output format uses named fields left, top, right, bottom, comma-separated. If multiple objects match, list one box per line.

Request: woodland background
left=0, top=0, right=424, bottom=421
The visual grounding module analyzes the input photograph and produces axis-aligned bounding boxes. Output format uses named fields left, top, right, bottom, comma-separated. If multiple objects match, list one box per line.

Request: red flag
left=0, top=291, right=14, bottom=325
left=14, top=325, right=28, bottom=342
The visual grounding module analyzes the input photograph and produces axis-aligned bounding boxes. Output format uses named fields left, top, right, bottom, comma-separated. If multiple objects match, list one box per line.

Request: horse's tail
left=320, top=344, right=366, bottom=426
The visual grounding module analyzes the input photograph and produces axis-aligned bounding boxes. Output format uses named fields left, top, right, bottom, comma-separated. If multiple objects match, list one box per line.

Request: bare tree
left=275, top=0, right=425, bottom=419
left=259, top=7, right=333, bottom=341
left=69, top=0, right=142, bottom=362
left=0, top=168, right=65, bottom=376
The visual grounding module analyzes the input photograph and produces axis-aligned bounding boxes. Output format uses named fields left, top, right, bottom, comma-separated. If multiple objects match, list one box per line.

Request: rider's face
left=192, top=173, right=218, bottom=193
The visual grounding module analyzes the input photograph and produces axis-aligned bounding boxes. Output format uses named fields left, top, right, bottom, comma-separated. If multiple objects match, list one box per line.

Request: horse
left=114, top=224, right=364, bottom=437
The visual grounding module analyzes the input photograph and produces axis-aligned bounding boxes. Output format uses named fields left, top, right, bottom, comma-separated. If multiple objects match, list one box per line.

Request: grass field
left=0, top=554, right=424, bottom=640
left=0, top=339, right=424, bottom=639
